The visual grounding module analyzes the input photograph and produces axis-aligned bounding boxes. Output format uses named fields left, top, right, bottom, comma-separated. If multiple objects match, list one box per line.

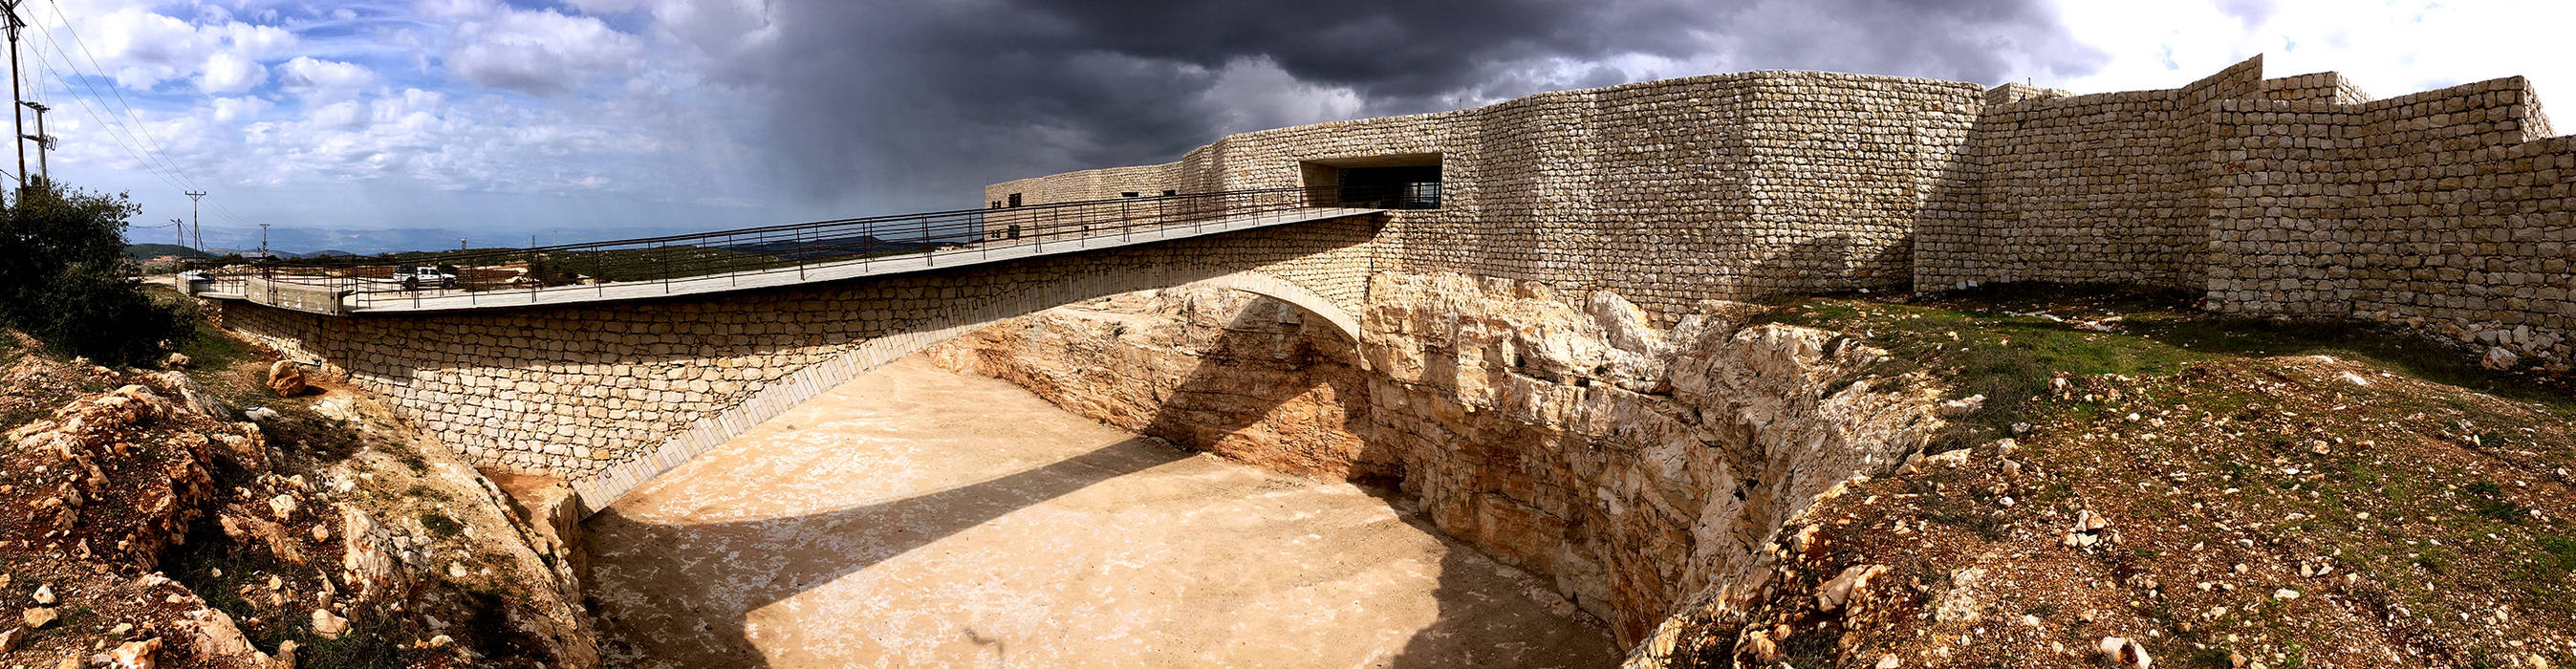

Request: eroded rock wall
left=922, top=289, right=1383, bottom=480
left=928, top=272, right=1939, bottom=645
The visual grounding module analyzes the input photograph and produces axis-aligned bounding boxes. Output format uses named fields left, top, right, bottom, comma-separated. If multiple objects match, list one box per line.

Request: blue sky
left=39, top=0, right=2574, bottom=253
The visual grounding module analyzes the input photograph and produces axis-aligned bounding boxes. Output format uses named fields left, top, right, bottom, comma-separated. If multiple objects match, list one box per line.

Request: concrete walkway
left=585, top=356, right=1620, bottom=668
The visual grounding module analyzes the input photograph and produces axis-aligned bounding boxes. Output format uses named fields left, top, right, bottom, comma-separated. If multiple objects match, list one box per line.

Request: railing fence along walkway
left=189, top=183, right=1435, bottom=311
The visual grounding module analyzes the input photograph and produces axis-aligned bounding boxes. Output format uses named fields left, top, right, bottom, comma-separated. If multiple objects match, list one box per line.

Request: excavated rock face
left=926, top=288, right=1383, bottom=481
left=3, top=346, right=597, bottom=668
left=3, top=381, right=230, bottom=570
left=932, top=271, right=1939, bottom=645
left=2, top=376, right=248, bottom=668
left=1358, top=273, right=1937, bottom=641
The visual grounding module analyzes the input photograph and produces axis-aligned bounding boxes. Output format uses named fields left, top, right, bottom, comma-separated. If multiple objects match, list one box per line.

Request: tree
left=0, top=183, right=191, bottom=366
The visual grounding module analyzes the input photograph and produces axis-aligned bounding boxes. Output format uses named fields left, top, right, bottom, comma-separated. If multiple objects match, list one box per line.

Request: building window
left=1161, top=189, right=1177, bottom=196
left=1121, top=191, right=1138, bottom=198
left=1007, top=193, right=1023, bottom=207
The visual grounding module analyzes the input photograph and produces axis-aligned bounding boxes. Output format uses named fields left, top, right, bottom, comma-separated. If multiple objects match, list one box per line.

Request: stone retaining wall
left=1916, top=57, right=2263, bottom=291
left=988, top=70, right=1988, bottom=319
left=1004, top=55, right=2574, bottom=366
left=2206, top=77, right=2572, bottom=356
left=219, top=217, right=1380, bottom=507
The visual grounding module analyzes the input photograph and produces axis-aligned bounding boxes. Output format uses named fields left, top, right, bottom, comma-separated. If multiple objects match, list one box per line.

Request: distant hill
left=124, top=244, right=210, bottom=261
left=720, top=233, right=935, bottom=260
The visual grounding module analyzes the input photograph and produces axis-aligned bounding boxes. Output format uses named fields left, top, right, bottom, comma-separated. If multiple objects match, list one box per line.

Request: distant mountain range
left=143, top=227, right=955, bottom=261
left=126, top=245, right=362, bottom=261
left=123, top=244, right=211, bottom=260
left=716, top=233, right=937, bottom=260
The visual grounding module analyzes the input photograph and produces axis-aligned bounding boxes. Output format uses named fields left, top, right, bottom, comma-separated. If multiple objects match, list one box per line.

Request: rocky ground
left=0, top=291, right=592, bottom=668
left=1628, top=287, right=2576, bottom=669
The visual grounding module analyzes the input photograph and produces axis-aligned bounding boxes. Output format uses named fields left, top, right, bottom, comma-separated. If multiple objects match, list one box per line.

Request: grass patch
left=2463, top=481, right=2530, bottom=524
left=1754, top=283, right=2575, bottom=452
left=420, top=511, right=462, bottom=539
left=1907, top=469, right=2010, bottom=539
left=2537, top=534, right=2576, bottom=575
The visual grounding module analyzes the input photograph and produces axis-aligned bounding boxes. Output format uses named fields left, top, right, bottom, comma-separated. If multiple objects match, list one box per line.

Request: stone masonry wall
left=218, top=216, right=1381, bottom=506
left=1001, top=55, right=2573, bottom=365
left=1915, top=57, right=2263, bottom=291
left=985, top=162, right=1180, bottom=206
left=2207, top=76, right=2574, bottom=358
left=988, top=71, right=1988, bottom=322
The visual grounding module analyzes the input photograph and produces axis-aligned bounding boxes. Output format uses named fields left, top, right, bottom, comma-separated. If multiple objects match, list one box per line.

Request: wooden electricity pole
left=3, top=0, right=24, bottom=196
left=19, top=99, right=43, bottom=185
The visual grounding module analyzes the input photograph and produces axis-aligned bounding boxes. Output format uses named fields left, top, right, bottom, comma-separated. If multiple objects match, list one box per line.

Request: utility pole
left=17, top=99, right=41, bottom=185
left=4, top=0, right=25, bottom=197
left=184, top=190, right=206, bottom=251
left=169, top=218, right=182, bottom=247
left=258, top=223, right=271, bottom=256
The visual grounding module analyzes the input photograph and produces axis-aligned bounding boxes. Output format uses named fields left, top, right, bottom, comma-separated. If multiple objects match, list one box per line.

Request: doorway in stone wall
left=1300, top=153, right=1442, bottom=209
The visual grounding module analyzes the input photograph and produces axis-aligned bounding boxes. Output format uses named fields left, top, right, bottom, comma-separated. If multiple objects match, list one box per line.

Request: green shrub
left=0, top=183, right=193, bottom=366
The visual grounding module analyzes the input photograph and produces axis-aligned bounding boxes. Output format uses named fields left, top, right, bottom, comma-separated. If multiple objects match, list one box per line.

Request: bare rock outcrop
left=265, top=359, right=308, bottom=397
left=934, top=272, right=1939, bottom=644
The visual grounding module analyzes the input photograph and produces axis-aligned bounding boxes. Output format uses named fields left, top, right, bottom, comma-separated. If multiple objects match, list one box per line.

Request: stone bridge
left=199, top=202, right=1385, bottom=509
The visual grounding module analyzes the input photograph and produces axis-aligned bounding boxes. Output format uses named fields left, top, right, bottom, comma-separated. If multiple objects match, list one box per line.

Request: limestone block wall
left=2262, top=72, right=2372, bottom=104
left=1916, top=57, right=2263, bottom=291
left=2207, top=76, right=2574, bottom=357
left=988, top=71, right=1988, bottom=322
left=218, top=217, right=1380, bottom=507
left=985, top=162, right=1180, bottom=206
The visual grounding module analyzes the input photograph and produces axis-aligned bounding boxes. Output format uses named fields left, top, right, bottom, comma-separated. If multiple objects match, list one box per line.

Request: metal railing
left=190, top=183, right=1433, bottom=309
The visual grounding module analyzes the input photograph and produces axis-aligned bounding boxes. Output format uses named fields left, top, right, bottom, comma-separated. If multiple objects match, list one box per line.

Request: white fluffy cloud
left=2042, top=0, right=2574, bottom=112
left=441, top=3, right=645, bottom=96
left=277, top=56, right=376, bottom=100
left=73, top=6, right=294, bottom=90
left=197, top=51, right=264, bottom=93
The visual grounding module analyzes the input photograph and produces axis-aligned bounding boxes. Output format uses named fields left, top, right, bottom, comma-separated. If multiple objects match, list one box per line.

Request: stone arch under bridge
left=212, top=216, right=1380, bottom=510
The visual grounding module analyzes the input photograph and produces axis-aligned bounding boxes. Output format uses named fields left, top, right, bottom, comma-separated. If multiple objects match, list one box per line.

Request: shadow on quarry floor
left=585, top=353, right=1616, bottom=667
left=585, top=438, right=1189, bottom=666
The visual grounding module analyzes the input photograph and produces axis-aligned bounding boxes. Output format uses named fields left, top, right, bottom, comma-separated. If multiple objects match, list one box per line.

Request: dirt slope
left=1631, top=289, right=2575, bottom=669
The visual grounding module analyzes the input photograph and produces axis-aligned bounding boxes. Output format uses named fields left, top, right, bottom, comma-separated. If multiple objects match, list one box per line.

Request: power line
left=18, top=2, right=264, bottom=236
left=11, top=15, right=265, bottom=236
left=35, top=0, right=209, bottom=193
left=11, top=32, right=189, bottom=192
left=17, top=26, right=195, bottom=191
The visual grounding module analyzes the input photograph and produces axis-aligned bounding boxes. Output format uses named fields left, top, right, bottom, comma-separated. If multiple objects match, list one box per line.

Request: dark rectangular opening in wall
left=1300, top=153, right=1441, bottom=209
left=1007, top=193, right=1023, bottom=207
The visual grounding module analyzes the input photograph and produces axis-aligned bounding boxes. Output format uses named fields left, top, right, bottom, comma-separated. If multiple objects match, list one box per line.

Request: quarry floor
left=583, top=356, right=1619, bottom=668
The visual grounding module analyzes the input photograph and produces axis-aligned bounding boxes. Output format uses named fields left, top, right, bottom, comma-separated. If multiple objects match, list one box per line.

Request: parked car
left=396, top=265, right=458, bottom=290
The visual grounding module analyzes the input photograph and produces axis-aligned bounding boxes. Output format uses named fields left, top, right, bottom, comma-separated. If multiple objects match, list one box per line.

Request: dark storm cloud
left=725, top=0, right=2107, bottom=210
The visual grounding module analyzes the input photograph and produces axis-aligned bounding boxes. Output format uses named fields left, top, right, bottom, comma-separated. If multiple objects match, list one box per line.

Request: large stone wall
left=1004, top=55, right=2575, bottom=366
left=218, top=217, right=1381, bottom=507
left=988, top=71, right=1988, bottom=320
left=1916, top=58, right=2263, bottom=290
left=2207, top=76, right=2573, bottom=356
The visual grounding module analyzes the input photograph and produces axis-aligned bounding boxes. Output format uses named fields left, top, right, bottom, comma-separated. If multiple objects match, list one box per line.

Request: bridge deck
left=194, top=205, right=1383, bottom=314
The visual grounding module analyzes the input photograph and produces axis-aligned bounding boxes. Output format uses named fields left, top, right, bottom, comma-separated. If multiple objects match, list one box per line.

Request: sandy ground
left=585, top=356, right=1621, bottom=668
